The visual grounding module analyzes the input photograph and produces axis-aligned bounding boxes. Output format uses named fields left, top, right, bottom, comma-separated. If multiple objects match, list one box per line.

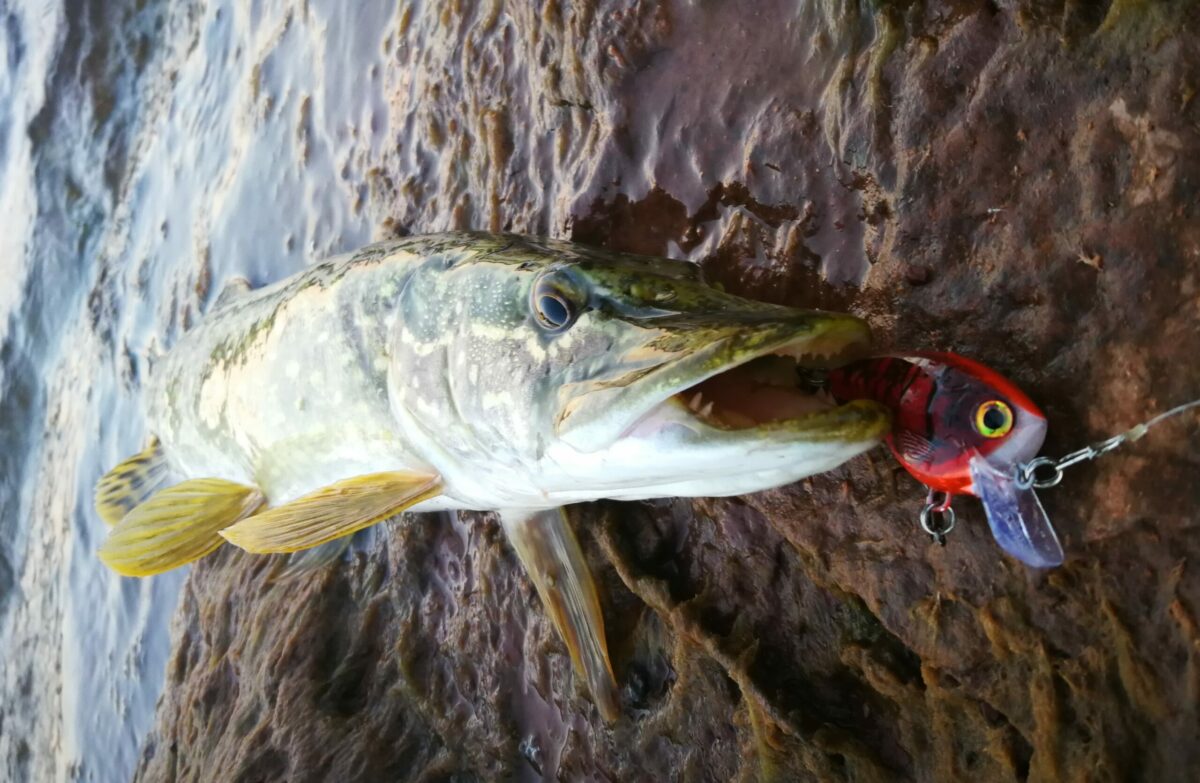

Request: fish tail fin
left=98, top=478, right=264, bottom=577
left=501, top=507, right=620, bottom=721
left=93, top=437, right=172, bottom=526
left=219, top=471, right=442, bottom=553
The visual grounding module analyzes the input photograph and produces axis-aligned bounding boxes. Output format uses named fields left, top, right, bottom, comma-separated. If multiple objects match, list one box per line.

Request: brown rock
left=137, top=2, right=1200, bottom=782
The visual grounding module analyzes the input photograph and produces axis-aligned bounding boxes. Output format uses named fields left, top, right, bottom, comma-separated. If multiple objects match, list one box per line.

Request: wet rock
left=901, top=263, right=932, bottom=286
left=138, top=2, right=1200, bottom=781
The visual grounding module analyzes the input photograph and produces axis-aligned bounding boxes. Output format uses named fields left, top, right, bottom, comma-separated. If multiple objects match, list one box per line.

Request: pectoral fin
left=500, top=507, right=620, bottom=721
left=219, top=471, right=441, bottom=554
left=94, top=438, right=172, bottom=526
left=98, top=478, right=264, bottom=576
left=274, top=536, right=356, bottom=582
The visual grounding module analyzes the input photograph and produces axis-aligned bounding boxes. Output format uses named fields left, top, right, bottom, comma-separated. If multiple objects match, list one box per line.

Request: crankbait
left=829, top=353, right=1200, bottom=569
left=828, top=352, right=1062, bottom=567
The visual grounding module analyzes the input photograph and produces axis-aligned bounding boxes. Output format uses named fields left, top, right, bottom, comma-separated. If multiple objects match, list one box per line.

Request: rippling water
left=0, top=1, right=397, bottom=779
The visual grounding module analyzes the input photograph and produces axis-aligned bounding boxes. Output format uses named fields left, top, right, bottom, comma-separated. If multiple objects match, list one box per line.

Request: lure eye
left=532, top=274, right=578, bottom=332
left=974, top=400, right=1014, bottom=438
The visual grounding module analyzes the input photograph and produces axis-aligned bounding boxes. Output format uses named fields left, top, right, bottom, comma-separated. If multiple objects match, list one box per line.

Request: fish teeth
left=699, top=401, right=714, bottom=418
left=689, top=392, right=703, bottom=411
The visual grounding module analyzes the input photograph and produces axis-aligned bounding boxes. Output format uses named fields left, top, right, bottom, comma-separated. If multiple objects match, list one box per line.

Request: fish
left=828, top=352, right=1064, bottom=568
left=93, top=231, right=891, bottom=719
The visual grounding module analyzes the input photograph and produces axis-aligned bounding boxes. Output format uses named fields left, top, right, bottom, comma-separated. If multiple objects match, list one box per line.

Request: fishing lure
left=828, top=352, right=1063, bottom=567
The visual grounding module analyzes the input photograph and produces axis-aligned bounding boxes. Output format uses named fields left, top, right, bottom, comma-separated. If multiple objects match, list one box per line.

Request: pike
left=94, top=232, right=889, bottom=719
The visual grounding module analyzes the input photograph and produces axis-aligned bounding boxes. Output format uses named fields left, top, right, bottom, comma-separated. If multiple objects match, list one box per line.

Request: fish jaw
left=539, top=399, right=888, bottom=502
left=554, top=310, right=876, bottom=453
left=539, top=308, right=888, bottom=502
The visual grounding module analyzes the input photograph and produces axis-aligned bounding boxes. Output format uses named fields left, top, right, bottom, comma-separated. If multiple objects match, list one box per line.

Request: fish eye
left=531, top=274, right=578, bottom=332
left=974, top=400, right=1014, bottom=438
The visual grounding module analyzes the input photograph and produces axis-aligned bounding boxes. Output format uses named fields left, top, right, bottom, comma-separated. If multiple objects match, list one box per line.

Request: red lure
left=828, top=352, right=1047, bottom=495
left=828, top=352, right=1063, bottom=567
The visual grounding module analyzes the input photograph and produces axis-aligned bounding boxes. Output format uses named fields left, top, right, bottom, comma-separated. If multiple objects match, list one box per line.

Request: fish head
left=388, top=235, right=889, bottom=505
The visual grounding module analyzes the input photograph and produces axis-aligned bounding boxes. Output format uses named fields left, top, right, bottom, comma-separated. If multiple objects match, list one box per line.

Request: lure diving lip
left=828, top=352, right=1065, bottom=568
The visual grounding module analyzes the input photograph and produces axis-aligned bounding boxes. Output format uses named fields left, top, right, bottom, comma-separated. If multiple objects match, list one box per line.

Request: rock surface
left=136, top=1, right=1200, bottom=781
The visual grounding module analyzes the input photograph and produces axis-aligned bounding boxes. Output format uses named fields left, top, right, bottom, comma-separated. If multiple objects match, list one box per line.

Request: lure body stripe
left=829, top=357, right=932, bottom=434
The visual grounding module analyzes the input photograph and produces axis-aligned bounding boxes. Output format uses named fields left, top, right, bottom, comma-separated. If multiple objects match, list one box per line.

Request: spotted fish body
left=149, top=233, right=887, bottom=510
left=99, top=231, right=891, bottom=719
left=149, top=243, right=426, bottom=507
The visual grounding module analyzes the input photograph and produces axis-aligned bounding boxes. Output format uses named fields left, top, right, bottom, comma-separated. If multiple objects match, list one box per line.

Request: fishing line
left=917, top=396, right=1199, bottom=554
left=1016, top=396, right=1200, bottom=490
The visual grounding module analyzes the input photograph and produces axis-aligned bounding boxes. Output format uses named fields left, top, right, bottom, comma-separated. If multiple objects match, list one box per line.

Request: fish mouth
left=557, top=314, right=890, bottom=451
left=666, top=339, right=852, bottom=431
left=631, top=328, right=888, bottom=442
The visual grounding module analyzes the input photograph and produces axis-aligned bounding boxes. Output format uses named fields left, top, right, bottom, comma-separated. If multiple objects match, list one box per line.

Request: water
left=0, top=1, right=397, bottom=779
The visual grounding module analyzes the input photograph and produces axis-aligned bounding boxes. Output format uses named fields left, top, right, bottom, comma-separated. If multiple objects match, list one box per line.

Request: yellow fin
left=219, top=471, right=441, bottom=554
left=98, top=478, right=264, bottom=577
left=94, top=438, right=171, bottom=526
left=501, top=507, right=620, bottom=721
